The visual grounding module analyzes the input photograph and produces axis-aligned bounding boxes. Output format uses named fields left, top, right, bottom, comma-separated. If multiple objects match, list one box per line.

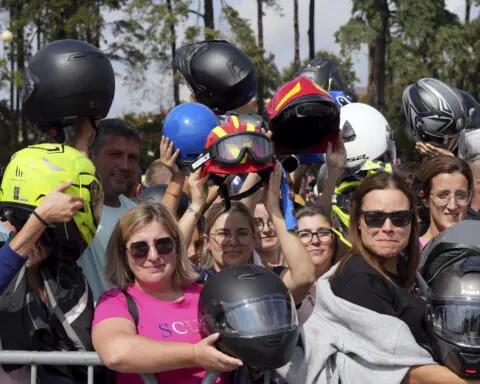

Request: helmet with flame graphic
left=266, top=77, right=340, bottom=155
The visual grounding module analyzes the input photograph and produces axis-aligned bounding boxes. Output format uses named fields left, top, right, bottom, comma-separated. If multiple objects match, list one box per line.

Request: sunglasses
left=360, top=210, right=411, bottom=228
left=126, top=237, right=176, bottom=259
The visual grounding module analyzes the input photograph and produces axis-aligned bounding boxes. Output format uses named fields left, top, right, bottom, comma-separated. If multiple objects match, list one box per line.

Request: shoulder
left=331, top=256, right=393, bottom=298
left=93, top=288, right=133, bottom=327
left=184, top=282, right=203, bottom=295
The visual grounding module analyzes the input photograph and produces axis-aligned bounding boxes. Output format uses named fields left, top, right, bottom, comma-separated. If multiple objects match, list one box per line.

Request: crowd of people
left=0, top=37, right=479, bottom=384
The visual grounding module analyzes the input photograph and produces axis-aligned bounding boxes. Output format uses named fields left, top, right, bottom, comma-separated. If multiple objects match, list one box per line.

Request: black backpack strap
left=122, top=290, right=139, bottom=329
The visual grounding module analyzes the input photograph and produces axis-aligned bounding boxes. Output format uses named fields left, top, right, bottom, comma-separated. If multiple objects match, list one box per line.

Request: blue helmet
left=163, top=102, right=218, bottom=166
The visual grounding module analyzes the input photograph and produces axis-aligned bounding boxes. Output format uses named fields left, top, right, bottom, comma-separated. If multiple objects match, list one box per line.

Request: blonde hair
left=105, top=202, right=198, bottom=289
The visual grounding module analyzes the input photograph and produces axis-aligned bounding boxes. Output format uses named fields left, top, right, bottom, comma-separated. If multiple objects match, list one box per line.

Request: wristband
left=166, top=191, right=180, bottom=198
left=32, top=210, right=54, bottom=228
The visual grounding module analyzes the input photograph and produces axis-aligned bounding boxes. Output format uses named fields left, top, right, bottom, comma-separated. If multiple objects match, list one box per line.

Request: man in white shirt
left=78, top=119, right=139, bottom=301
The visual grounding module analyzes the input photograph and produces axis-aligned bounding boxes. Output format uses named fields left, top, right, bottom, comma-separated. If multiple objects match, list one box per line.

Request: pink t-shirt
left=93, top=283, right=230, bottom=384
left=419, top=237, right=429, bottom=251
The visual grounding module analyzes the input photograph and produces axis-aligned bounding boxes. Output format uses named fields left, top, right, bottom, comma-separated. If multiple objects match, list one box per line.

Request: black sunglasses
left=127, top=237, right=176, bottom=259
left=360, top=210, right=411, bottom=228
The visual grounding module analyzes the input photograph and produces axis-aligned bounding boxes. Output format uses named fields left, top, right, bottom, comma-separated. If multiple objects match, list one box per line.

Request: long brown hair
left=335, top=172, right=419, bottom=289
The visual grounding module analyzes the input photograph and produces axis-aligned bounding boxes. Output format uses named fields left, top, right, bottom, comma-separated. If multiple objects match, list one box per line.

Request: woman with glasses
left=295, top=206, right=336, bottom=323
left=198, top=164, right=315, bottom=305
left=278, top=172, right=467, bottom=383
left=326, top=171, right=466, bottom=383
left=417, top=156, right=473, bottom=250
left=92, top=203, right=242, bottom=384
left=252, top=202, right=284, bottom=268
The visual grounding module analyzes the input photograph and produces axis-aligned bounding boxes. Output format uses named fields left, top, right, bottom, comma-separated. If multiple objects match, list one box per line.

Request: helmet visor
left=217, top=294, right=298, bottom=337
left=431, top=299, right=480, bottom=346
left=212, top=132, right=274, bottom=165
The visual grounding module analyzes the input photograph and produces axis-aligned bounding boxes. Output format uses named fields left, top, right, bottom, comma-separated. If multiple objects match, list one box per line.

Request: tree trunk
left=293, top=0, right=300, bottom=69
left=15, top=1, right=26, bottom=145
left=367, top=42, right=375, bottom=105
left=256, top=0, right=265, bottom=115
left=308, top=0, right=315, bottom=60
left=465, top=0, right=471, bottom=23
left=167, top=0, right=180, bottom=105
left=204, top=0, right=214, bottom=38
left=372, top=0, right=388, bottom=113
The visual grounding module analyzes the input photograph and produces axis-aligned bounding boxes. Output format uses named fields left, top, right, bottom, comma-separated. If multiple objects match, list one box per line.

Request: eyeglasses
left=255, top=218, right=276, bottom=232
left=360, top=210, right=412, bottom=228
left=297, top=229, right=334, bottom=245
left=430, top=190, right=471, bottom=207
left=126, top=237, right=176, bottom=259
left=209, top=230, right=253, bottom=247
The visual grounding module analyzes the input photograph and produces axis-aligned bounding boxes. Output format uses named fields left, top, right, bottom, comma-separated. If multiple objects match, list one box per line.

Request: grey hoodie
left=277, top=265, right=436, bottom=384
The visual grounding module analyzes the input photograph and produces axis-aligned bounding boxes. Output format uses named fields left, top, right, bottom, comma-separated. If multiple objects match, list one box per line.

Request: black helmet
left=198, top=264, right=299, bottom=369
left=420, top=221, right=480, bottom=379
left=174, top=40, right=256, bottom=113
left=455, top=89, right=479, bottom=118
left=22, top=39, right=115, bottom=134
left=138, top=184, right=190, bottom=217
left=401, top=78, right=466, bottom=145
left=295, top=57, right=347, bottom=92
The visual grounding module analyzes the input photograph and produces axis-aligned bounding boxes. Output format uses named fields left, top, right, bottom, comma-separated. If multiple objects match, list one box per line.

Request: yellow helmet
left=0, top=144, right=103, bottom=258
left=331, top=160, right=393, bottom=247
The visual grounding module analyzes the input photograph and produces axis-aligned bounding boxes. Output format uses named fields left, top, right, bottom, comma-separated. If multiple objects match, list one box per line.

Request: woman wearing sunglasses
left=295, top=206, right=336, bottom=323
left=92, top=203, right=242, bottom=384
left=326, top=171, right=467, bottom=383
left=417, top=155, right=473, bottom=251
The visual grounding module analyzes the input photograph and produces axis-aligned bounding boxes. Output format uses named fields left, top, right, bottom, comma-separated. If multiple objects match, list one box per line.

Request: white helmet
left=340, top=103, right=396, bottom=170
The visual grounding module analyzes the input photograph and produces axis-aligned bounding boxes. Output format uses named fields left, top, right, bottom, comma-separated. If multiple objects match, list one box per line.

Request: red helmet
left=195, top=115, right=276, bottom=177
left=266, top=77, right=340, bottom=155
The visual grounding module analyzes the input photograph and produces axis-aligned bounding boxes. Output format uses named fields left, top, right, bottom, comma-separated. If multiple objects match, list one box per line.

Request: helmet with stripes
left=193, top=115, right=276, bottom=178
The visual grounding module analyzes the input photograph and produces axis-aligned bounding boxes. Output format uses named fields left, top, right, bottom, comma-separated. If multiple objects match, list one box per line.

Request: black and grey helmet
left=401, top=78, right=466, bottom=145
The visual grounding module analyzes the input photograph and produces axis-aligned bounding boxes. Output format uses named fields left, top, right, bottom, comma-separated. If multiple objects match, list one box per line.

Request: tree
left=222, top=4, right=282, bottom=110
left=308, top=0, right=315, bottom=59
left=293, top=0, right=300, bottom=69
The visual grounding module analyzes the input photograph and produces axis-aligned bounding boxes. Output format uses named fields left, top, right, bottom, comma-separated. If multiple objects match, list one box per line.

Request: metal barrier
left=0, top=351, right=104, bottom=384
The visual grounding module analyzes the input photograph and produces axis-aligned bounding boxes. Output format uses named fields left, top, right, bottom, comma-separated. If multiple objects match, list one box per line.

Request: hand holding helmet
left=415, top=142, right=454, bottom=159
left=35, top=179, right=85, bottom=225
left=263, top=163, right=283, bottom=218
left=159, top=136, right=181, bottom=176
left=192, top=333, right=243, bottom=373
left=187, top=169, right=210, bottom=211
left=325, top=130, right=347, bottom=173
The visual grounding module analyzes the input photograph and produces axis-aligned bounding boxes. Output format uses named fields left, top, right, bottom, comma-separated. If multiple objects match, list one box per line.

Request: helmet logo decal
left=15, top=167, right=23, bottom=178
left=341, top=120, right=356, bottom=142
left=274, top=82, right=302, bottom=112
left=42, top=157, right=65, bottom=172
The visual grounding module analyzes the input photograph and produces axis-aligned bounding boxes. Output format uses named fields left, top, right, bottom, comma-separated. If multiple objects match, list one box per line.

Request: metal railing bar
left=0, top=351, right=104, bottom=366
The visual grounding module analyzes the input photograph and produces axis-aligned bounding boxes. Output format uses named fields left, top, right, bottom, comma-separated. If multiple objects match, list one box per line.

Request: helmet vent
left=342, top=120, right=356, bottom=142
left=237, top=272, right=263, bottom=280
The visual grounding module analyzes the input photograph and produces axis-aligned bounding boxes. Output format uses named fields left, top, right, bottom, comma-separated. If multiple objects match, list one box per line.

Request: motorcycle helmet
left=174, top=40, right=256, bottom=113
left=420, top=221, right=480, bottom=379
left=455, top=89, right=479, bottom=118
left=22, top=39, right=115, bottom=138
left=340, top=103, right=397, bottom=171
left=294, top=57, right=347, bottom=92
left=0, top=144, right=103, bottom=259
left=138, top=184, right=190, bottom=217
left=193, top=115, right=276, bottom=178
left=266, top=77, right=340, bottom=155
left=401, top=78, right=466, bottom=146
left=198, top=264, right=299, bottom=368
left=331, top=161, right=393, bottom=247
left=458, top=106, right=480, bottom=161
left=162, top=103, right=218, bottom=167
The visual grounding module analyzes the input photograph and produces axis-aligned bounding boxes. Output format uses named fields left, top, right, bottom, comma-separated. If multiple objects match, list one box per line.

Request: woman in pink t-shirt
left=92, top=202, right=241, bottom=384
